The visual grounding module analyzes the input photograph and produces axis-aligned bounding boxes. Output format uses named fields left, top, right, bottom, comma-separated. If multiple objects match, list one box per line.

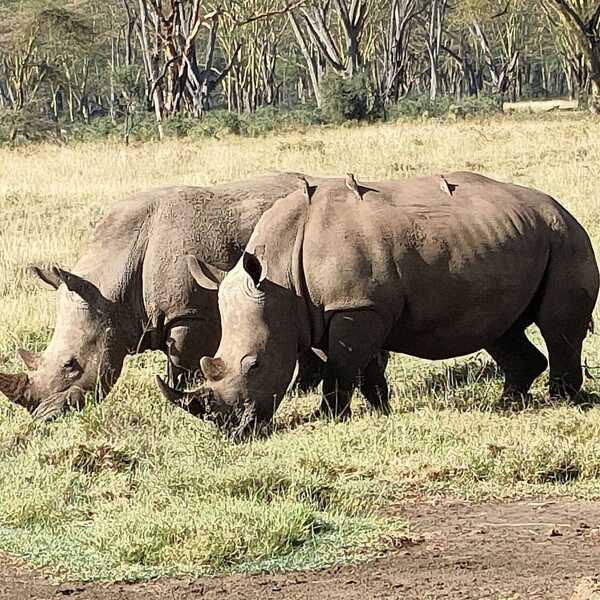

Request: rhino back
left=143, top=175, right=313, bottom=320
left=253, top=172, right=579, bottom=359
left=73, top=189, right=158, bottom=302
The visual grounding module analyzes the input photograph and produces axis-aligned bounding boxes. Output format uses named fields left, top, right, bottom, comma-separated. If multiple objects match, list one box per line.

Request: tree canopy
left=1, top=0, right=598, bottom=139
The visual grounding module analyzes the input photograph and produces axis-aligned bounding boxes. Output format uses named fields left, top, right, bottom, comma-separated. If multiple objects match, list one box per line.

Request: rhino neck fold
left=289, top=200, right=322, bottom=352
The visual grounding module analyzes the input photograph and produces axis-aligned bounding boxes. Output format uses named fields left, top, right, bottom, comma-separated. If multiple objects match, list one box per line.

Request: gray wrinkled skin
left=0, top=173, right=325, bottom=419
left=198, top=172, right=599, bottom=437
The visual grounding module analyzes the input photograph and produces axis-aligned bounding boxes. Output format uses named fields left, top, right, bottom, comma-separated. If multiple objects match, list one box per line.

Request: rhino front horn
left=155, top=375, right=221, bottom=419
left=0, top=372, right=29, bottom=404
left=155, top=375, right=184, bottom=405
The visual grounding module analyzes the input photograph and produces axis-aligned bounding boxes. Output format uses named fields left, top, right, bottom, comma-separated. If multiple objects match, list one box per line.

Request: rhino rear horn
left=0, top=372, right=29, bottom=404
left=186, top=256, right=227, bottom=291
left=200, top=357, right=226, bottom=382
left=18, top=348, right=42, bottom=371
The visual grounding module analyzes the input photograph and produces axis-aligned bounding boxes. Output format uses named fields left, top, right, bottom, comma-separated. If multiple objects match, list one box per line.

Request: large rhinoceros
left=0, top=172, right=328, bottom=420
left=185, top=171, right=599, bottom=436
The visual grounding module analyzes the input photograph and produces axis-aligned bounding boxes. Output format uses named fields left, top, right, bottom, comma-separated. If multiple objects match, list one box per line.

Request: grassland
left=1, top=112, right=600, bottom=581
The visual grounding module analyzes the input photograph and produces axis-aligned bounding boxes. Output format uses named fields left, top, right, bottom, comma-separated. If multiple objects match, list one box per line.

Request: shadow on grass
left=417, top=360, right=501, bottom=394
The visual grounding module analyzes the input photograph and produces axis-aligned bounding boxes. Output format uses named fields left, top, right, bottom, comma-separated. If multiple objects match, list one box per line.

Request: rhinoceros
left=0, top=172, right=330, bottom=420
left=185, top=171, right=599, bottom=436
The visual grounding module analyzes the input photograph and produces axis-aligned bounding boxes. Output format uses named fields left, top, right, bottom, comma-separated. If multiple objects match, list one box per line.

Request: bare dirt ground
left=2, top=500, right=600, bottom=600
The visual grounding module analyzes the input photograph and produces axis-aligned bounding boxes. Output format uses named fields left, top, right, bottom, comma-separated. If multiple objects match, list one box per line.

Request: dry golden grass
left=1, top=112, right=600, bottom=581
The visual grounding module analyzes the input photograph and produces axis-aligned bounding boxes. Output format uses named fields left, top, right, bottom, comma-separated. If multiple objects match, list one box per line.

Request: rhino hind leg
left=537, top=313, right=591, bottom=400
left=534, top=247, right=598, bottom=400
left=486, top=327, right=548, bottom=401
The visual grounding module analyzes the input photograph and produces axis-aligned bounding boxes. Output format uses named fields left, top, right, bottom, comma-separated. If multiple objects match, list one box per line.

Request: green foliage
left=320, top=73, right=369, bottom=123
left=113, top=65, right=144, bottom=102
left=388, top=94, right=504, bottom=119
left=0, top=109, right=62, bottom=144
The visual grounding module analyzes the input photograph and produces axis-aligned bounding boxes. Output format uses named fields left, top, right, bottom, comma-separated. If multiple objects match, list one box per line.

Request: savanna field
left=2, top=113, right=600, bottom=583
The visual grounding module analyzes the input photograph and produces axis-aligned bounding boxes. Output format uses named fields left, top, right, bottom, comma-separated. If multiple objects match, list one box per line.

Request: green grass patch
left=2, top=352, right=600, bottom=580
left=2, top=114, right=600, bottom=581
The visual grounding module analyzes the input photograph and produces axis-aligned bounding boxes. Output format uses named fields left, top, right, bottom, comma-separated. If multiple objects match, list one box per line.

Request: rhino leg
left=538, top=312, right=591, bottom=400
left=359, top=352, right=391, bottom=414
left=321, top=310, right=388, bottom=419
left=535, top=249, right=598, bottom=400
left=486, top=326, right=547, bottom=401
left=166, top=323, right=219, bottom=389
left=294, top=349, right=327, bottom=393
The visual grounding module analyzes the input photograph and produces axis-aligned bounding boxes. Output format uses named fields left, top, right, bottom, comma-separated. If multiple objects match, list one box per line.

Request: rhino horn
left=0, top=372, right=29, bottom=404
left=156, top=375, right=230, bottom=420
left=155, top=375, right=185, bottom=405
left=18, top=348, right=42, bottom=371
left=155, top=375, right=210, bottom=418
left=200, top=357, right=226, bottom=382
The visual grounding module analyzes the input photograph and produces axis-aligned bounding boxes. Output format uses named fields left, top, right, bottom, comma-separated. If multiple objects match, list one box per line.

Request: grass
left=1, top=111, right=600, bottom=580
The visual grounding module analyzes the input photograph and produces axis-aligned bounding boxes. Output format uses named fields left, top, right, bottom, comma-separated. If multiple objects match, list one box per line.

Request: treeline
left=1, top=0, right=600, bottom=141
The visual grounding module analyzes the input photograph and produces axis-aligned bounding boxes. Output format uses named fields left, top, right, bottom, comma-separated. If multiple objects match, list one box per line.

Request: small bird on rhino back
left=346, top=172, right=363, bottom=201
left=440, top=175, right=455, bottom=197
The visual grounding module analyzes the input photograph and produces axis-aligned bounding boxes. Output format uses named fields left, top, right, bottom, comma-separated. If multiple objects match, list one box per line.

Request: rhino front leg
left=321, top=310, right=388, bottom=420
left=294, top=348, right=327, bottom=393
left=359, top=351, right=391, bottom=414
left=166, top=322, right=220, bottom=389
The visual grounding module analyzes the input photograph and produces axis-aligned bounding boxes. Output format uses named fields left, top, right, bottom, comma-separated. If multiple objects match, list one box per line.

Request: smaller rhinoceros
left=185, top=172, right=599, bottom=438
left=0, top=173, right=329, bottom=419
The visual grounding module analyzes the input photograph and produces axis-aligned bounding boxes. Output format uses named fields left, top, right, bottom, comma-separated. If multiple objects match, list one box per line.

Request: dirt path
left=2, top=500, right=600, bottom=600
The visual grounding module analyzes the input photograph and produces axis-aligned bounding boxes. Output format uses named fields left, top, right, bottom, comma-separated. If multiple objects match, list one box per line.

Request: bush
left=388, top=94, right=503, bottom=120
left=320, top=72, right=369, bottom=123
left=0, top=92, right=505, bottom=148
left=0, top=109, right=64, bottom=145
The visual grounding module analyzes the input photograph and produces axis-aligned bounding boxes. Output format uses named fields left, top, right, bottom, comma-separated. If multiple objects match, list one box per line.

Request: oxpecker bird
left=297, top=175, right=314, bottom=204
left=440, top=175, right=454, bottom=197
left=346, top=172, right=363, bottom=201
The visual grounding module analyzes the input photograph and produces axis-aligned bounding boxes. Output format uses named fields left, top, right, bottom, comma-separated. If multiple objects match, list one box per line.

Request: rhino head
left=0, top=265, right=130, bottom=420
left=179, top=250, right=300, bottom=436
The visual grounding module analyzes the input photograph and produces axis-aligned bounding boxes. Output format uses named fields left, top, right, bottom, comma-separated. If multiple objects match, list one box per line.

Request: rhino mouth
left=155, top=375, right=258, bottom=439
left=31, top=387, right=85, bottom=421
left=0, top=371, right=85, bottom=421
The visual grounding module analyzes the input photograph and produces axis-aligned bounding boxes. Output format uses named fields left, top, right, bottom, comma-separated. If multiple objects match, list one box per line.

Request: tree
left=542, top=0, right=600, bottom=111
left=376, top=0, right=423, bottom=103
left=288, top=0, right=372, bottom=105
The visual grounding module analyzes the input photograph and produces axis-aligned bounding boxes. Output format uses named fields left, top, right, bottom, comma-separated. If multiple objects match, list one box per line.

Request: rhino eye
left=63, top=358, right=79, bottom=372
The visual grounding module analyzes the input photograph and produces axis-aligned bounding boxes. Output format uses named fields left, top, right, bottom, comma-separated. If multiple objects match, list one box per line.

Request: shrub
left=388, top=94, right=503, bottom=120
left=320, top=72, right=369, bottom=123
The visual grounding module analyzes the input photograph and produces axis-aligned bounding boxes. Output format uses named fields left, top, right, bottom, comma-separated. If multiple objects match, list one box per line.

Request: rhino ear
left=186, top=256, right=227, bottom=291
left=52, top=267, right=110, bottom=312
left=28, top=264, right=108, bottom=311
left=243, top=249, right=267, bottom=288
left=27, top=264, right=62, bottom=290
